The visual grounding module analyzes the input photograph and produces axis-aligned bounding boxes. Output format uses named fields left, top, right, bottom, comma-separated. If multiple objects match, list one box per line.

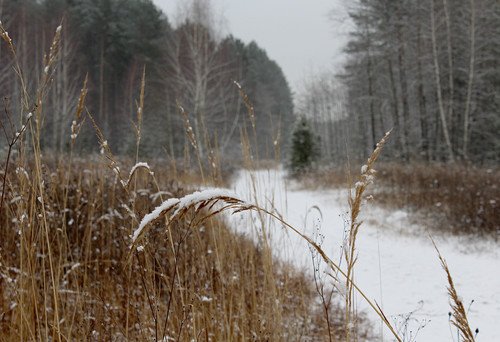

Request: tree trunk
left=386, top=57, right=402, bottom=156
left=431, top=0, right=455, bottom=161
left=463, top=0, right=476, bottom=159
left=396, top=4, right=410, bottom=160
left=366, top=39, right=376, bottom=149
left=417, top=22, right=429, bottom=160
left=442, top=0, right=455, bottom=137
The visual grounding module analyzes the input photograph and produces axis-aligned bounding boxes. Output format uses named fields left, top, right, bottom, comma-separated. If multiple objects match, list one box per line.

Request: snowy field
left=229, top=168, right=500, bottom=342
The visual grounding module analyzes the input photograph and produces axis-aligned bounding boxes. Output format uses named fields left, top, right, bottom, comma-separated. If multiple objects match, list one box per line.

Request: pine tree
left=289, top=116, right=319, bottom=176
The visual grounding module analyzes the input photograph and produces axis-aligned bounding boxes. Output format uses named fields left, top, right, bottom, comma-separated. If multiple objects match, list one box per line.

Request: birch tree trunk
left=431, top=0, right=455, bottom=161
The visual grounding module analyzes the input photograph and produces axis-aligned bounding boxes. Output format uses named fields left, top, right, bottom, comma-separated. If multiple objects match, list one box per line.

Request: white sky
left=153, top=0, right=352, bottom=95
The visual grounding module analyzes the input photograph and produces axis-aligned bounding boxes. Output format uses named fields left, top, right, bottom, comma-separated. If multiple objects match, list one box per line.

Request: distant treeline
left=0, top=0, right=293, bottom=160
left=298, top=0, right=499, bottom=164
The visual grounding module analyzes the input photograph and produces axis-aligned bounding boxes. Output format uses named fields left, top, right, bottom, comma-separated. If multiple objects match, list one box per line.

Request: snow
left=15, top=167, right=29, bottom=181
left=172, top=189, right=239, bottom=218
left=133, top=189, right=240, bottom=243
left=355, top=181, right=364, bottom=189
left=132, top=197, right=180, bottom=242
left=230, top=168, right=500, bottom=342
left=1, top=31, right=10, bottom=43
left=199, top=295, right=213, bottom=303
left=150, top=190, right=173, bottom=202
left=63, top=263, right=81, bottom=280
left=121, top=162, right=152, bottom=187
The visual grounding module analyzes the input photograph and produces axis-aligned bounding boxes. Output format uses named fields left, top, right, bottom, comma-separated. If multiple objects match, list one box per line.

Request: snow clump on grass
left=131, top=189, right=243, bottom=244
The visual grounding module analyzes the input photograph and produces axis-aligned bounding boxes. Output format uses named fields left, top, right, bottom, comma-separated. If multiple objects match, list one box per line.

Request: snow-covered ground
left=229, top=168, right=500, bottom=342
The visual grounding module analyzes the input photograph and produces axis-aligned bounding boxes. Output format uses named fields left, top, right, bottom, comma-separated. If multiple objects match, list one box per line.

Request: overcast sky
left=153, top=0, right=352, bottom=95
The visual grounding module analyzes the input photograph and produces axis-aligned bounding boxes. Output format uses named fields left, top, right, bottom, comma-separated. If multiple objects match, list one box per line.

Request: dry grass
left=374, top=163, right=499, bottom=236
left=0, top=23, right=359, bottom=341
left=433, top=240, right=477, bottom=342
left=343, top=132, right=400, bottom=342
left=299, top=163, right=499, bottom=237
left=295, top=166, right=350, bottom=191
left=0, top=155, right=359, bottom=341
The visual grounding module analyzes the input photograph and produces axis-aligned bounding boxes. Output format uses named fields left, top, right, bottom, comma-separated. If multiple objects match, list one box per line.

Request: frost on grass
left=120, top=162, right=153, bottom=188
left=62, top=263, right=81, bottom=281
left=172, top=189, right=238, bottom=218
left=132, top=189, right=243, bottom=244
left=132, top=197, right=180, bottom=242
left=199, top=295, right=213, bottom=303
left=150, top=190, right=173, bottom=202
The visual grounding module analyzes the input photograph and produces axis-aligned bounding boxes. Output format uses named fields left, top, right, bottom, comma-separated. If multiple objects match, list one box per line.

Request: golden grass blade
left=432, top=238, right=476, bottom=342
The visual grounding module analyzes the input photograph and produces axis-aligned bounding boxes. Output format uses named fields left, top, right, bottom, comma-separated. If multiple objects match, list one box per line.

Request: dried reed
left=433, top=239, right=476, bottom=342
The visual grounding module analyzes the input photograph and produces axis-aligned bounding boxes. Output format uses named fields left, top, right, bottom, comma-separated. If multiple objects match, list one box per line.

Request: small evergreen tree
left=288, top=116, right=319, bottom=176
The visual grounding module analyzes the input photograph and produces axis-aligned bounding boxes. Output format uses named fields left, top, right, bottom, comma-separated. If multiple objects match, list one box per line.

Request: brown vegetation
left=433, top=240, right=477, bottom=342
left=375, top=163, right=499, bottom=236
left=300, top=163, right=499, bottom=237
left=0, top=155, right=360, bottom=341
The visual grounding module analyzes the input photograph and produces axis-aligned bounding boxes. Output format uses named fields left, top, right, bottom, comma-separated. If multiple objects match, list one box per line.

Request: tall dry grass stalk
left=432, top=240, right=476, bottom=342
left=234, top=81, right=259, bottom=164
left=0, top=23, right=66, bottom=342
left=133, top=66, right=146, bottom=164
left=344, top=131, right=395, bottom=341
left=177, top=101, right=205, bottom=183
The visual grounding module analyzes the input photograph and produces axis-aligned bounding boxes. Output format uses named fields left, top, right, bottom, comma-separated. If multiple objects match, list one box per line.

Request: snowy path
left=229, top=168, right=499, bottom=342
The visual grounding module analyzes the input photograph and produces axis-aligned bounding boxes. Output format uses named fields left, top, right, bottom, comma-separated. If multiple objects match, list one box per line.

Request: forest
left=2, top=0, right=498, bottom=166
left=299, top=0, right=499, bottom=165
left=0, top=0, right=293, bottom=162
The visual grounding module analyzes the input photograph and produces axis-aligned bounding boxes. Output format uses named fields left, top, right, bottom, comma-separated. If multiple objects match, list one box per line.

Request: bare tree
left=297, top=71, right=348, bottom=162
left=167, top=0, right=236, bottom=158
